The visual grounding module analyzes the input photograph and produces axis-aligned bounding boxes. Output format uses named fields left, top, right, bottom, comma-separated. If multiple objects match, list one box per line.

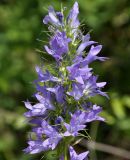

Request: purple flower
left=35, top=93, right=55, bottom=110
left=45, top=31, right=70, bottom=61
left=29, top=118, right=43, bottom=126
left=67, top=83, right=83, bottom=100
left=67, top=2, right=80, bottom=42
left=69, top=146, right=89, bottom=160
left=81, top=76, right=103, bottom=95
left=67, top=63, right=92, bottom=84
left=35, top=87, right=55, bottom=110
left=85, top=104, right=105, bottom=122
left=67, top=2, right=79, bottom=29
left=82, top=76, right=108, bottom=98
left=67, top=75, right=107, bottom=100
left=26, top=120, right=62, bottom=152
left=41, top=120, right=62, bottom=150
left=35, top=66, right=60, bottom=83
left=64, top=105, right=104, bottom=136
left=23, top=140, right=48, bottom=154
left=24, top=101, right=47, bottom=117
left=84, top=45, right=107, bottom=64
left=47, top=85, right=65, bottom=104
left=24, top=86, right=56, bottom=117
left=76, top=34, right=96, bottom=55
left=75, top=45, right=108, bottom=66
left=64, top=110, right=86, bottom=136
left=43, top=6, right=63, bottom=26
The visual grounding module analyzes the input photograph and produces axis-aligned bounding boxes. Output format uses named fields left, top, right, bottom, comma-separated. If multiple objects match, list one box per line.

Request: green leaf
left=111, top=97, right=126, bottom=119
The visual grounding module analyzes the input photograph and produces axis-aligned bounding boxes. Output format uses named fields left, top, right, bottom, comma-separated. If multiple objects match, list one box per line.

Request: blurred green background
left=0, top=0, right=130, bottom=159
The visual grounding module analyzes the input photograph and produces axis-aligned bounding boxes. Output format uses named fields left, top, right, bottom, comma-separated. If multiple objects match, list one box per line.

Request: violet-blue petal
left=75, top=76, right=84, bottom=84
left=64, top=122, right=86, bottom=137
left=23, top=140, right=48, bottom=154
left=77, top=40, right=96, bottom=55
left=41, top=120, right=62, bottom=150
left=50, top=134, right=62, bottom=150
left=35, top=66, right=60, bottom=82
left=67, top=2, right=79, bottom=28
left=67, top=63, right=92, bottom=82
left=47, top=85, right=64, bottom=104
left=43, top=6, right=63, bottom=26
left=85, top=104, right=105, bottom=123
left=56, top=12, right=63, bottom=23
left=83, top=33, right=90, bottom=42
left=29, top=119, right=43, bottom=126
left=41, top=120, right=61, bottom=137
left=24, top=101, right=46, bottom=117
left=42, top=135, right=62, bottom=150
left=84, top=45, right=108, bottom=64
left=67, top=83, right=83, bottom=100
left=64, top=111, right=87, bottom=136
left=45, top=31, right=70, bottom=61
left=69, top=146, right=89, bottom=160
left=76, top=33, right=96, bottom=55
left=35, top=91, right=55, bottom=110
left=82, top=76, right=108, bottom=98
left=97, top=82, right=106, bottom=88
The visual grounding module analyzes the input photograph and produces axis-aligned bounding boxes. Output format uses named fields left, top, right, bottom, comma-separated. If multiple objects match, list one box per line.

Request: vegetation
left=0, top=0, right=130, bottom=159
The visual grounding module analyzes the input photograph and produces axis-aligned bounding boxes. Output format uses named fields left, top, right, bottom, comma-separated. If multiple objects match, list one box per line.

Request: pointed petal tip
left=74, top=1, right=79, bottom=6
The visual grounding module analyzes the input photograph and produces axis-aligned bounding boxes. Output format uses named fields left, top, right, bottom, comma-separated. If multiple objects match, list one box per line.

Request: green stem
left=90, top=121, right=99, bottom=160
left=64, top=146, right=68, bottom=160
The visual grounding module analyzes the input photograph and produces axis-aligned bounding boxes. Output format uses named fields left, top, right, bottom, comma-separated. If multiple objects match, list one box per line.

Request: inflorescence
left=23, top=2, right=108, bottom=160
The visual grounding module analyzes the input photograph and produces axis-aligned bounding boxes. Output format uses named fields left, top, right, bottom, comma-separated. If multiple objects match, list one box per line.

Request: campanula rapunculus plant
left=24, top=2, right=108, bottom=159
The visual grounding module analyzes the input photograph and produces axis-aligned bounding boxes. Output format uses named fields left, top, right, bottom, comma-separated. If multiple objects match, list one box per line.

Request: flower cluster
left=24, top=2, right=108, bottom=160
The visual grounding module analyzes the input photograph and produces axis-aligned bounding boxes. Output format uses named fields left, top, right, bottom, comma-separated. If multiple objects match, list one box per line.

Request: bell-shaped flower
left=43, top=6, right=63, bottom=26
left=45, top=31, right=71, bottom=61
left=67, top=2, right=80, bottom=42
left=67, top=63, right=92, bottom=84
left=64, top=110, right=86, bottom=137
left=23, top=140, right=48, bottom=154
left=67, top=75, right=108, bottom=100
left=31, top=120, right=62, bottom=150
left=84, top=45, right=108, bottom=64
left=47, top=85, right=65, bottom=104
left=64, top=105, right=104, bottom=137
left=35, top=66, right=60, bottom=83
left=35, top=92, right=55, bottom=110
left=67, top=2, right=79, bottom=29
left=69, top=146, right=89, bottom=160
left=74, top=44, right=108, bottom=70
left=67, top=83, right=83, bottom=100
left=84, top=104, right=105, bottom=122
left=24, top=89, right=56, bottom=117
left=77, top=34, right=96, bottom=55
left=82, top=76, right=108, bottom=98
left=41, top=120, right=62, bottom=150
left=24, top=101, right=47, bottom=117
